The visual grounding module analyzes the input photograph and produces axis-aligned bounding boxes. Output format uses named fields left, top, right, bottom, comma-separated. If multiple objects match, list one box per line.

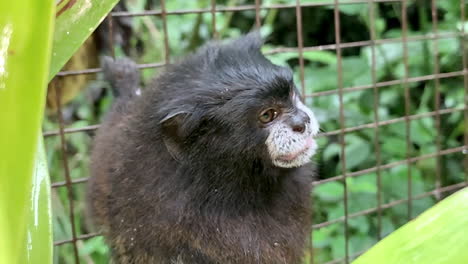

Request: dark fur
left=87, top=33, right=313, bottom=264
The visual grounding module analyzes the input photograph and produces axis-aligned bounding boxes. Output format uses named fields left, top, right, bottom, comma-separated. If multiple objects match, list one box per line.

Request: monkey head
left=150, top=33, right=319, bottom=170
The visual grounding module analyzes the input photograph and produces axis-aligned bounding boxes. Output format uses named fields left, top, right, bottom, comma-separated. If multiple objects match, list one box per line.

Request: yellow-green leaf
left=0, top=1, right=55, bottom=263
left=49, top=0, right=120, bottom=80
left=353, top=187, right=468, bottom=264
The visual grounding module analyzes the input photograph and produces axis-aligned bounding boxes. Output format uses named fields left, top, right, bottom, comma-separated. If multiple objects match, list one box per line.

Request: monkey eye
left=259, top=108, right=279, bottom=124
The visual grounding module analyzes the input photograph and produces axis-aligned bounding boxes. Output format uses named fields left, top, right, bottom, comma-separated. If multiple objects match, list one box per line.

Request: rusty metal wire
left=211, top=0, right=219, bottom=38
left=54, top=232, right=100, bottom=246
left=323, top=248, right=369, bottom=264
left=461, top=0, right=468, bottom=184
left=332, top=0, right=350, bottom=261
left=313, top=181, right=468, bottom=229
left=52, top=179, right=468, bottom=243
left=45, top=1, right=468, bottom=264
left=401, top=0, right=413, bottom=221
left=54, top=32, right=464, bottom=77
left=51, top=82, right=80, bottom=264
left=294, top=1, right=312, bottom=261
left=367, top=0, right=383, bottom=240
left=255, top=0, right=262, bottom=28
left=431, top=0, right=442, bottom=201
left=110, top=0, right=403, bottom=18
left=160, top=0, right=170, bottom=64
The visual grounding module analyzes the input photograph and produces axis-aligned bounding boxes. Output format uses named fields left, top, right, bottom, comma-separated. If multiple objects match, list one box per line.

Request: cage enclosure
left=43, top=0, right=468, bottom=263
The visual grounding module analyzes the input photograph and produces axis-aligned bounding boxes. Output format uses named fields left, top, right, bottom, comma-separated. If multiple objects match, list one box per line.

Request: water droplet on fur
left=274, top=242, right=280, bottom=247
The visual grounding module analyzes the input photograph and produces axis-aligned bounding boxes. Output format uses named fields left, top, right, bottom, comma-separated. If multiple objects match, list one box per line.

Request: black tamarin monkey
left=87, top=33, right=320, bottom=264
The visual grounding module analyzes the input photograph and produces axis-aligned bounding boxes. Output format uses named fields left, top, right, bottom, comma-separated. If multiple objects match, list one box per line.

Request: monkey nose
left=288, top=110, right=310, bottom=134
left=292, top=123, right=306, bottom=133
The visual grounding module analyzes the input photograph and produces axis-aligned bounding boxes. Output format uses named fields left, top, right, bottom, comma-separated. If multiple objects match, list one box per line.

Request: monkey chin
left=272, top=137, right=317, bottom=168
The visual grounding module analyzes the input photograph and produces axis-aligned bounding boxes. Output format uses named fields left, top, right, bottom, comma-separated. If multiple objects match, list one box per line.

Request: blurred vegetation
left=43, top=0, right=467, bottom=263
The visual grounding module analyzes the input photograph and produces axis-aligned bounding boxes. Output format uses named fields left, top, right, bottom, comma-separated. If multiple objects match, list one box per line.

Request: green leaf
left=349, top=233, right=375, bottom=255
left=331, top=234, right=345, bottom=259
left=302, top=51, right=337, bottom=65
left=381, top=217, right=396, bottom=237
left=305, top=66, right=338, bottom=92
left=349, top=217, right=370, bottom=234
left=313, top=225, right=335, bottom=248
left=348, top=177, right=377, bottom=194
left=314, top=182, right=344, bottom=202
left=411, top=118, right=436, bottom=146
left=0, top=1, right=55, bottom=263
left=323, top=143, right=341, bottom=161
left=353, top=188, right=468, bottom=264
left=21, top=138, right=53, bottom=264
left=49, top=0, right=120, bottom=80
left=381, top=136, right=406, bottom=159
left=340, top=5, right=366, bottom=16
left=342, top=57, right=372, bottom=87
left=265, top=50, right=336, bottom=67
left=266, top=52, right=299, bottom=67
left=343, top=135, right=371, bottom=170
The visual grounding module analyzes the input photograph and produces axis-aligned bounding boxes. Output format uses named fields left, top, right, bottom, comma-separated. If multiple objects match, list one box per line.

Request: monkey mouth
left=276, top=137, right=315, bottom=162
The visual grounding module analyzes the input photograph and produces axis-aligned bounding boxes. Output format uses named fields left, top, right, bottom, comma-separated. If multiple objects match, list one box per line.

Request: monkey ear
left=159, top=111, right=189, bottom=125
left=159, top=111, right=190, bottom=161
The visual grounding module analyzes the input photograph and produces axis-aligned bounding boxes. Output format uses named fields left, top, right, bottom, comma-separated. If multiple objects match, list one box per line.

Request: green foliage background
left=43, top=0, right=467, bottom=263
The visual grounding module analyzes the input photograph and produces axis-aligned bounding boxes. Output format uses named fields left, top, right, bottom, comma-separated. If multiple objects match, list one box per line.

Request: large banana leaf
left=0, top=1, right=55, bottom=263
left=0, top=0, right=120, bottom=262
left=49, top=0, right=120, bottom=81
left=353, top=187, right=468, bottom=264
left=20, top=138, right=53, bottom=264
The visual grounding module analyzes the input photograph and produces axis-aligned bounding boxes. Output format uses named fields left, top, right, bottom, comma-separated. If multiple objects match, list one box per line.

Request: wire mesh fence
left=44, top=0, right=468, bottom=263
